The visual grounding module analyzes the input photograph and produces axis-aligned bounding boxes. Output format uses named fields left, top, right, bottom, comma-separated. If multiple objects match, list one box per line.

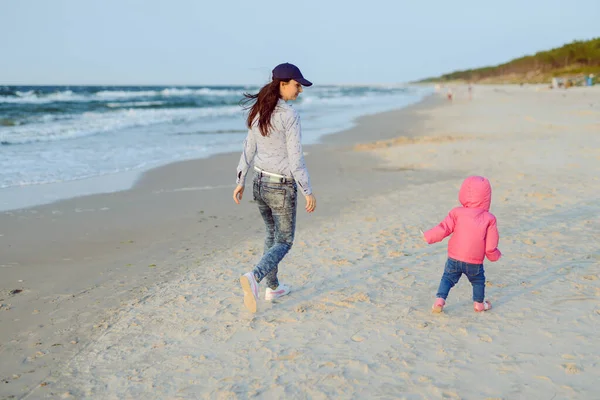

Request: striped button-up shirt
left=236, top=99, right=312, bottom=196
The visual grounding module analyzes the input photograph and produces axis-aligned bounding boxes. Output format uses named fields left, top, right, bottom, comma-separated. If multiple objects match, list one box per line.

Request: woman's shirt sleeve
left=235, top=128, right=257, bottom=187
left=284, top=110, right=312, bottom=196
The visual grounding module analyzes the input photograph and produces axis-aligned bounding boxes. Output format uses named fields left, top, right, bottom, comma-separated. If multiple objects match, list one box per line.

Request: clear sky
left=1, top=0, right=598, bottom=85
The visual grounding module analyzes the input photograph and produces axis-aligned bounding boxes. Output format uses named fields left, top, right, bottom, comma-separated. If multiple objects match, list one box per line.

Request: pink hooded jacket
left=424, top=176, right=502, bottom=264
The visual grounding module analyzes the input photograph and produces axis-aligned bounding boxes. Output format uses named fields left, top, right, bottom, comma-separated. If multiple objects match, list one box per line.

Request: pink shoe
left=473, top=300, right=492, bottom=312
left=240, top=272, right=259, bottom=313
left=431, top=298, right=446, bottom=313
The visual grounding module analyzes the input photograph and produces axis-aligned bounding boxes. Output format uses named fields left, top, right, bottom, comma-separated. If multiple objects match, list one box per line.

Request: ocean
left=0, top=84, right=430, bottom=210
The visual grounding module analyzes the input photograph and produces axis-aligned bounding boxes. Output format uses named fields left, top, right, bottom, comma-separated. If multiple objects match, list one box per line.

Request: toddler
left=423, top=176, right=502, bottom=313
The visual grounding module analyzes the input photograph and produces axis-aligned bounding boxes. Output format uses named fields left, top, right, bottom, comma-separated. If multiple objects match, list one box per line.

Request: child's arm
left=485, top=216, right=502, bottom=261
left=424, top=211, right=456, bottom=244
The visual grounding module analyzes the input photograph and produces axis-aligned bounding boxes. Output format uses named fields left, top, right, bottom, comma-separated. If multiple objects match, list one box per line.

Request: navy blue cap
left=272, top=63, right=313, bottom=87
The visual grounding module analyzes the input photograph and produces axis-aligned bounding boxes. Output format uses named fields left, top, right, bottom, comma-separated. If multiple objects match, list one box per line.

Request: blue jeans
left=251, top=174, right=297, bottom=290
left=436, top=258, right=486, bottom=303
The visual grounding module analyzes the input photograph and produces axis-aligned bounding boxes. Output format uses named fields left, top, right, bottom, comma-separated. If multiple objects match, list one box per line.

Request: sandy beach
left=1, top=85, right=599, bottom=399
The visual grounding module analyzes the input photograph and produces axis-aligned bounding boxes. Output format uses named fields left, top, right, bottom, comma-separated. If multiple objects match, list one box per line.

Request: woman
left=233, top=63, right=317, bottom=313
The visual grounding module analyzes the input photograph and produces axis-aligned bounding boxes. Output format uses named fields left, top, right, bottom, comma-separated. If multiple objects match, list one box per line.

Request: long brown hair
left=241, top=78, right=288, bottom=137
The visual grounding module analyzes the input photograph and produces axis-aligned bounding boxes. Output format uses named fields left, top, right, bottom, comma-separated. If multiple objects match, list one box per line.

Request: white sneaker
left=240, top=272, right=259, bottom=313
left=265, top=284, right=291, bottom=301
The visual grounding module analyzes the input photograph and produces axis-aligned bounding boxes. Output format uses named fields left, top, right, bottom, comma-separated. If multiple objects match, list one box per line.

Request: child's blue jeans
left=436, top=258, right=486, bottom=303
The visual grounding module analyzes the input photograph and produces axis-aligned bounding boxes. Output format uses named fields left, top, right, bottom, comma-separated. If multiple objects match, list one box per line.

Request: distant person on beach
left=233, top=63, right=317, bottom=313
left=422, top=176, right=502, bottom=313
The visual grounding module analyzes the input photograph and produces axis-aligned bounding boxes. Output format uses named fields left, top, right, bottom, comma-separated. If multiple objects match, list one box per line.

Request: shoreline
left=0, top=88, right=431, bottom=213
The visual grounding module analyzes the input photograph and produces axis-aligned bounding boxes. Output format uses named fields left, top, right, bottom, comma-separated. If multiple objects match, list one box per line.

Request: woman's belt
left=254, top=166, right=293, bottom=183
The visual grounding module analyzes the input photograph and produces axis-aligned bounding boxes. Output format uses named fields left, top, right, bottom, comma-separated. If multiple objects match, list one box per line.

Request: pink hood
left=459, top=176, right=491, bottom=211
left=424, top=176, right=501, bottom=264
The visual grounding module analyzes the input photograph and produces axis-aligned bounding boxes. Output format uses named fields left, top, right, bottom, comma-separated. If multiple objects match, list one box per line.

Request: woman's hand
left=304, top=194, right=316, bottom=213
left=233, top=185, right=244, bottom=204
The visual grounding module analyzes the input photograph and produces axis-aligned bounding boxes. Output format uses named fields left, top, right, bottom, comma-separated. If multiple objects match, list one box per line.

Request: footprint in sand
left=563, top=363, right=582, bottom=374
left=479, top=334, right=493, bottom=343
left=318, top=362, right=336, bottom=368
left=295, top=304, right=308, bottom=313
left=351, top=333, right=365, bottom=342
left=441, top=392, right=460, bottom=399
left=274, top=351, right=301, bottom=361
left=457, top=328, right=468, bottom=336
